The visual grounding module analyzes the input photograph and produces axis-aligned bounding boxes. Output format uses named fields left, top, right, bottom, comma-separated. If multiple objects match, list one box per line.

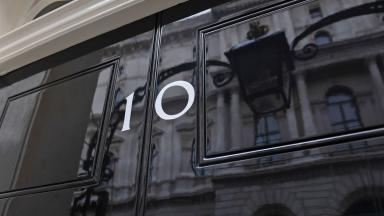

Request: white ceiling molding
left=0, top=0, right=187, bottom=76
left=23, top=0, right=72, bottom=23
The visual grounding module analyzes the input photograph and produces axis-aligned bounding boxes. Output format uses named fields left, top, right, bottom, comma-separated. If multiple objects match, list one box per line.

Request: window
left=255, top=114, right=281, bottom=145
left=315, top=31, right=332, bottom=45
left=326, top=86, right=362, bottom=132
left=309, top=5, right=323, bottom=19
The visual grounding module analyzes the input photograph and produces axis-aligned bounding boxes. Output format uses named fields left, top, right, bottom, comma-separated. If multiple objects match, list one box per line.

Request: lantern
left=225, top=31, right=294, bottom=114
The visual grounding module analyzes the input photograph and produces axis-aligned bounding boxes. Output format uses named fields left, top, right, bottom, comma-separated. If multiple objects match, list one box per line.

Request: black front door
left=1, top=0, right=384, bottom=215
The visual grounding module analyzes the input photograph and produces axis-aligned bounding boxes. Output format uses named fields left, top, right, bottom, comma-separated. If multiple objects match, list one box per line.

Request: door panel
left=0, top=14, right=156, bottom=216
left=1, top=0, right=384, bottom=215
left=199, top=0, right=384, bottom=163
left=144, top=0, right=384, bottom=215
left=0, top=188, right=77, bottom=216
left=98, top=28, right=156, bottom=216
left=68, top=24, right=157, bottom=215
left=0, top=59, right=115, bottom=194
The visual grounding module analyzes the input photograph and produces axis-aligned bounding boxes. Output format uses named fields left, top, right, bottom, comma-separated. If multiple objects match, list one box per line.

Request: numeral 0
left=122, top=80, right=195, bottom=131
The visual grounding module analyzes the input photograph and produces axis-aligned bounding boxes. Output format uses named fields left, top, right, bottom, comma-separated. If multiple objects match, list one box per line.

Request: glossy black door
left=144, top=0, right=384, bottom=215
left=1, top=0, right=384, bottom=215
left=0, top=15, right=157, bottom=216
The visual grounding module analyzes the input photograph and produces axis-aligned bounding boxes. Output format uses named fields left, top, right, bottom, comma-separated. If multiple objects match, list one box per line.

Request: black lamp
left=225, top=31, right=294, bottom=115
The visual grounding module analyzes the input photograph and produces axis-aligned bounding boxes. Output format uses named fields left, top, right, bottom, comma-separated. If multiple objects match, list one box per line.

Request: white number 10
left=122, top=80, right=195, bottom=131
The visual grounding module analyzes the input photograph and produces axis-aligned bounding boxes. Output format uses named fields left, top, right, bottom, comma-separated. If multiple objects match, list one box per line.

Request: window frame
left=254, top=114, right=281, bottom=146
left=326, top=86, right=363, bottom=132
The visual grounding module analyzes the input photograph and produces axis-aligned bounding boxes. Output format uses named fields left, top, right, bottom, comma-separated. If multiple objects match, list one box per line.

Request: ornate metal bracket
left=125, top=1, right=384, bottom=108
left=292, top=1, right=384, bottom=60
left=130, top=59, right=232, bottom=104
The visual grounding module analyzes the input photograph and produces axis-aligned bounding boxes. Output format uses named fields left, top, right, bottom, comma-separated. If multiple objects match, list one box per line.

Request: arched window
left=255, top=114, right=280, bottom=145
left=309, top=5, right=323, bottom=20
left=326, top=86, right=362, bottom=132
left=314, top=31, right=332, bottom=45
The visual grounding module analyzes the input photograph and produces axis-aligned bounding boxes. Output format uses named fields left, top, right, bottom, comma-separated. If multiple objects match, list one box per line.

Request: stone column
left=230, top=88, right=242, bottom=146
left=159, top=125, right=172, bottom=182
left=296, top=73, right=317, bottom=136
left=281, top=10, right=295, bottom=43
left=219, top=28, right=239, bottom=62
left=367, top=57, right=384, bottom=112
left=215, top=92, right=226, bottom=152
left=272, top=13, right=281, bottom=32
left=272, top=10, right=294, bottom=43
left=171, top=121, right=181, bottom=180
left=286, top=98, right=299, bottom=139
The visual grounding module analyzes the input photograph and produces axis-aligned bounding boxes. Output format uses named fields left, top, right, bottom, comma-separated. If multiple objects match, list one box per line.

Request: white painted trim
left=0, top=0, right=187, bottom=76
left=23, top=0, right=71, bottom=24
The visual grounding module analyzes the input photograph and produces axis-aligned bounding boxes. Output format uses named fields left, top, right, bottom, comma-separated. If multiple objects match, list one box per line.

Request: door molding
left=0, top=0, right=187, bottom=77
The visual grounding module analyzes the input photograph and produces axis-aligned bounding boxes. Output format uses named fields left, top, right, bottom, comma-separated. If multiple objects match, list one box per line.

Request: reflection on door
left=146, top=0, right=384, bottom=215
left=1, top=0, right=384, bottom=216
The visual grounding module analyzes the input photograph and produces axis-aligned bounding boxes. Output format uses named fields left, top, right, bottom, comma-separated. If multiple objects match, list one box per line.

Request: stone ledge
left=0, top=0, right=187, bottom=76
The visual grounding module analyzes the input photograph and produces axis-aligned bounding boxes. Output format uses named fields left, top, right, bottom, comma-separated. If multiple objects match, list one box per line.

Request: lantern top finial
left=247, top=21, right=269, bottom=40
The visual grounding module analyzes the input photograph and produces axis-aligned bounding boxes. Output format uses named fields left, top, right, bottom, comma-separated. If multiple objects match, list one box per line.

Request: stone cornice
left=293, top=31, right=384, bottom=73
left=0, top=0, right=187, bottom=76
